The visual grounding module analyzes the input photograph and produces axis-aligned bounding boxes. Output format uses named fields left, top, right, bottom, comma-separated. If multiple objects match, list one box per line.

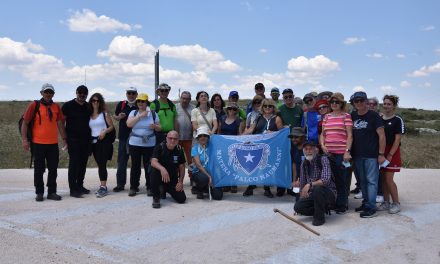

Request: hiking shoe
left=47, top=193, right=62, bottom=201
left=196, top=192, right=204, bottom=199
left=377, top=201, right=390, bottom=211
left=230, top=186, right=238, bottom=193
left=159, top=185, right=166, bottom=199
left=355, top=204, right=366, bottom=212
left=96, top=186, right=108, bottom=198
left=70, top=192, right=83, bottom=198
left=376, top=195, right=384, bottom=203
left=360, top=209, right=377, bottom=218
left=354, top=192, right=363, bottom=199
left=264, top=189, right=274, bottom=198
left=35, top=193, right=44, bottom=202
left=128, top=189, right=137, bottom=197
left=389, top=202, right=401, bottom=214
left=80, top=186, right=90, bottom=195
left=191, top=186, right=197, bottom=195
left=335, top=206, right=347, bottom=215
left=243, top=186, right=254, bottom=196
left=146, top=188, right=153, bottom=197
left=113, top=185, right=124, bottom=192
left=350, top=187, right=361, bottom=194
left=312, top=218, right=325, bottom=226
left=152, top=198, right=161, bottom=209
left=276, top=189, right=285, bottom=197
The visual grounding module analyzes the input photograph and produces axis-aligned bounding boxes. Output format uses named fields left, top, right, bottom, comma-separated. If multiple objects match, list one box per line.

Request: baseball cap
left=136, top=93, right=149, bottom=101
left=157, top=83, right=171, bottom=90
left=271, top=87, right=280, bottom=93
left=314, top=99, right=329, bottom=110
left=196, top=127, right=210, bottom=138
left=282, top=88, right=293, bottom=95
left=317, top=91, right=333, bottom=100
left=288, top=127, right=305, bottom=138
left=126, top=87, right=137, bottom=92
left=229, top=91, right=239, bottom=97
left=352, top=91, right=367, bottom=100
left=41, top=83, right=55, bottom=92
left=303, top=140, right=318, bottom=147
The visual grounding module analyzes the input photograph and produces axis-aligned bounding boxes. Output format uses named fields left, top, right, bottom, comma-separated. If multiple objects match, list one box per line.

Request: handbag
left=103, top=112, right=116, bottom=143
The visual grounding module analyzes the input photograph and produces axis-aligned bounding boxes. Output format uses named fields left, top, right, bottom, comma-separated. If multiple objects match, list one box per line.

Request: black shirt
left=351, top=110, right=384, bottom=159
left=152, top=142, right=186, bottom=181
left=115, top=101, right=138, bottom=140
left=290, top=143, right=305, bottom=179
left=61, top=99, right=91, bottom=141
left=254, top=115, right=278, bottom=134
left=382, top=115, right=405, bottom=146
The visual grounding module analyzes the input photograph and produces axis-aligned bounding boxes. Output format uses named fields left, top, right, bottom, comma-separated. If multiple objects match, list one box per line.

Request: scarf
left=40, top=98, right=54, bottom=121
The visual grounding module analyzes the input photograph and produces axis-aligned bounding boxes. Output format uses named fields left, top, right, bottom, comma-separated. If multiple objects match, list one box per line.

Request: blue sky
left=0, top=0, right=439, bottom=110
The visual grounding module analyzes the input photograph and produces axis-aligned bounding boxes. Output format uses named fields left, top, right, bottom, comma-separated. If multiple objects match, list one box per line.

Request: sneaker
left=360, top=209, right=377, bottom=218
left=389, top=202, right=401, bottom=214
left=355, top=204, right=366, bottom=212
left=113, top=185, right=124, bottom=192
left=377, top=201, right=390, bottom=211
left=264, top=189, right=274, bottom=198
left=96, top=186, right=108, bottom=198
left=35, top=193, right=44, bottom=202
left=47, top=193, right=62, bottom=201
left=152, top=198, right=161, bottom=209
left=376, top=195, right=384, bottom=203
left=312, top=218, right=325, bottom=226
left=230, top=186, right=238, bottom=193
left=128, top=189, right=137, bottom=197
left=350, top=187, right=361, bottom=194
left=80, top=186, right=90, bottom=195
left=354, top=192, right=363, bottom=199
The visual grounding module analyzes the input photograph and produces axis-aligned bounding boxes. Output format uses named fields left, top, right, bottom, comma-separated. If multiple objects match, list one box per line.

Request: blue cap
left=303, top=140, right=318, bottom=147
left=352, top=91, right=367, bottom=100
left=282, top=88, right=293, bottom=94
left=229, top=91, right=239, bottom=97
left=271, top=87, right=280, bottom=93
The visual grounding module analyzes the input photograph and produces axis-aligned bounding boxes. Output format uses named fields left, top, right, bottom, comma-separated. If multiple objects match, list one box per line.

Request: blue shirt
left=191, top=143, right=209, bottom=173
left=128, top=109, right=160, bottom=147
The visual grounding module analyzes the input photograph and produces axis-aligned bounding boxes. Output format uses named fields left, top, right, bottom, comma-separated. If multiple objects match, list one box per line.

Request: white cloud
left=409, top=62, right=440, bottom=77
left=259, top=48, right=267, bottom=53
left=67, top=9, right=137, bottom=33
left=396, top=53, right=406, bottom=59
left=400, top=80, right=411, bottom=87
left=421, top=25, right=435, bottom=31
left=421, top=82, right=431, bottom=88
left=287, top=55, right=339, bottom=76
left=343, top=37, right=366, bottom=45
left=380, top=85, right=394, bottom=94
left=353, top=86, right=366, bottom=92
left=89, top=87, right=117, bottom=98
left=366, top=53, right=383, bottom=59
left=97, top=36, right=156, bottom=63
left=0, top=84, right=8, bottom=90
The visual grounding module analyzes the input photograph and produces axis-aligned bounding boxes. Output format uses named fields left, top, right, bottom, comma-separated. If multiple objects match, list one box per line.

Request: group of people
left=21, top=82, right=404, bottom=222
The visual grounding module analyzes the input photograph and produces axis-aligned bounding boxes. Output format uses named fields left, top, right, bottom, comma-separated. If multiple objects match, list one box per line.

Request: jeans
left=332, top=154, right=349, bottom=208
left=355, top=158, right=379, bottom=210
left=129, top=145, right=154, bottom=190
left=33, top=143, right=59, bottom=194
left=294, top=185, right=335, bottom=221
left=67, top=139, right=89, bottom=193
left=192, top=171, right=223, bottom=200
left=150, top=169, right=186, bottom=203
left=116, top=138, right=129, bottom=186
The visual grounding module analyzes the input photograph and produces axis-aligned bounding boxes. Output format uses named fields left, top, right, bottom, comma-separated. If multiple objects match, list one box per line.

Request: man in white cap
left=21, top=83, right=67, bottom=201
left=150, top=83, right=178, bottom=145
left=113, top=87, right=139, bottom=192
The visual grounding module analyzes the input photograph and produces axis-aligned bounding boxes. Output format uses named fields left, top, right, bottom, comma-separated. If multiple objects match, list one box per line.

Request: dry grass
left=1, top=101, right=439, bottom=168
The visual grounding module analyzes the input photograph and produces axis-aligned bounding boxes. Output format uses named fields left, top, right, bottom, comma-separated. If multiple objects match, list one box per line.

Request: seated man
left=294, top=141, right=336, bottom=226
left=150, top=131, right=187, bottom=208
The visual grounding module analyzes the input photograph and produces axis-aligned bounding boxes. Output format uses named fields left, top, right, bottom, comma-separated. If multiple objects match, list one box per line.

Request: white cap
left=126, top=87, right=137, bottom=92
left=196, top=127, right=210, bottom=138
left=41, top=83, right=55, bottom=92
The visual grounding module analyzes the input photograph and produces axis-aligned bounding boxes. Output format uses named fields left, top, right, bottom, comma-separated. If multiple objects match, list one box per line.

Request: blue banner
left=207, top=128, right=292, bottom=188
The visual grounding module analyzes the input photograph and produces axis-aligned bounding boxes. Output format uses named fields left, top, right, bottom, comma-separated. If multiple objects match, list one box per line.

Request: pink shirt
left=322, top=113, right=352, bottom=154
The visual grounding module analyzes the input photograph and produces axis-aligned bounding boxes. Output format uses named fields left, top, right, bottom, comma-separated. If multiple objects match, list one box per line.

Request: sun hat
left=288, top=127, right=306, bottom=138
left=136, top=93, right=149, bottom=101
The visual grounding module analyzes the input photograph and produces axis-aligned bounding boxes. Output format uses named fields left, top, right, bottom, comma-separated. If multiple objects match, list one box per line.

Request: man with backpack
left=294, top=141, right=336, bottom=226
left=113, top=87, right=139, bottom=192
left=21, top=83, right=67, bottom=202
left=149, top=83, right=178, bottom=145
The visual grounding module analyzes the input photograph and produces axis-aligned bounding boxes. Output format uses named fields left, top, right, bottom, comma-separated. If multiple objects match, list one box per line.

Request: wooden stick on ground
left=273, top=208, right=320, bottom=236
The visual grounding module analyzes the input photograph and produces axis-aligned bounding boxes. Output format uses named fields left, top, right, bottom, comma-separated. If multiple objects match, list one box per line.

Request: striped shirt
left=322, top=113, right=353, bottom=154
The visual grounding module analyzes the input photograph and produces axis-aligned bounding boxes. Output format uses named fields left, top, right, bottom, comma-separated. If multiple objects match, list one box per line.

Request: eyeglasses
left=318, top=105, right=328, bottom=110
left=253, top=100, right=262, bottom=104
left=167, top=137, right=179, bottom=141
left=368, top=102, right=377, bottom=106
left=181, top=97, right=191, bottom=100
left=227, top=107, right=238, bottom=111
left=91, top=99, right=100, bottom=103
left=283, top=95, right=293, bottom=99
left=159, top=89, right=169, bottom=93
left=43, top=90, right=54, bottom=95
left=330, top=100, right=341, bottom=105
left=263, top=105, right=274, bottom=108
left=137, top=100, right=147, bottom=103
left=127, top=92, right=137, bottom=95
left=354, top=98, right=365, bottom=103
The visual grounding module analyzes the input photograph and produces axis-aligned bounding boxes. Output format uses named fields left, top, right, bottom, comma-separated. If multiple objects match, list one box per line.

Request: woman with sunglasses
left=191, top=91, right=218, bottom=137
left=210, top=93, right=226, bottom=129
left=218, top=102, right=245, bottom=193
left=377, top=95, right=404, bottom=214
left=320, top=92, right=353, bottom=214
left=243, top=99, right=283, bottom=198
left=191, top=127, right=223, bottom=200
left=244, top=95, right=264, bottom=134
left=126, top=93, right=162, bottom=197
left=88, top=93, right=115, bottom=198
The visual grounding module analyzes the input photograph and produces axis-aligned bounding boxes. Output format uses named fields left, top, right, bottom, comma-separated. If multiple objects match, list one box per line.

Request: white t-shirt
left=191, top=107, right=217, bottom=138
left=89, top=112, right=107, bottom=143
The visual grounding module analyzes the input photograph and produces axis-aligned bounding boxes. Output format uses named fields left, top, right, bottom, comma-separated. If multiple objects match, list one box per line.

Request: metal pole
left=154, top=50, right=159, bottom=100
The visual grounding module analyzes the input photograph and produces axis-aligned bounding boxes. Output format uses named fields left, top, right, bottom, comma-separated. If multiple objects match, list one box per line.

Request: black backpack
left=152, top=98, right=176, bottom=114
left=18, top=100, right=41, bottom=168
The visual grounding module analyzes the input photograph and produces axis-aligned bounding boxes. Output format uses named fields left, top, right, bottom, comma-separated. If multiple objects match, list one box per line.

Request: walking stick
left=273, top=208, right=320, bottom=236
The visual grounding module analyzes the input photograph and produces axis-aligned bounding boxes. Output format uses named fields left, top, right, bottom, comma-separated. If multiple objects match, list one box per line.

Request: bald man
left=150, top=131, right=187, bottom=208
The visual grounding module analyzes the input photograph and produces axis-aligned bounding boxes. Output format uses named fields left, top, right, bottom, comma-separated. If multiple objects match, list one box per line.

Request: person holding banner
left=191, top=127, right=223, bottom=200
left=243, top=99, right=283, bottom=198
left=191, top=91, right=218, bottom=137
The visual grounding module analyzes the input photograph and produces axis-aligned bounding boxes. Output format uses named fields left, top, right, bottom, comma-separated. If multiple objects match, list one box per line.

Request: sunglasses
left=198, top=134, right=209, bottom=138
left=263, top=105, right=274, bottom=108
left=159, top=89, right=170, bottom=93
left=290, top=135, right=300, bottom=139
left=283, top=95, right=293, bottom=99
left=43, top=90, right=54, bottom=95
left=227, top=107, right=238, bottom=111
left=253, top=100, right=262, bottom=104
left=91, top=99, right=100, bottom=103
left=330, top=100, right=341, bottom=105
left=304, top=99, right=313, bottom=104
left=354, top=98, right=365, bottom=103
left=77, top=91, right=88, bottom=95
left=127, top=92, right=137, bottom=95
left=137, top=100, right=147, bottom=103
left=318, top=105, right=328, bottom=110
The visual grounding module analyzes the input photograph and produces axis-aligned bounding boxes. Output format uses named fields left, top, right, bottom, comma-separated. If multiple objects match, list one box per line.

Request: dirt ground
left=0, top=168, right=439, bottom=264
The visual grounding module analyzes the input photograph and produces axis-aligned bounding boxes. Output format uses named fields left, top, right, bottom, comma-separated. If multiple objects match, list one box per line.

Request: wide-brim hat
left=288, top=127, right=305, bottom=138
